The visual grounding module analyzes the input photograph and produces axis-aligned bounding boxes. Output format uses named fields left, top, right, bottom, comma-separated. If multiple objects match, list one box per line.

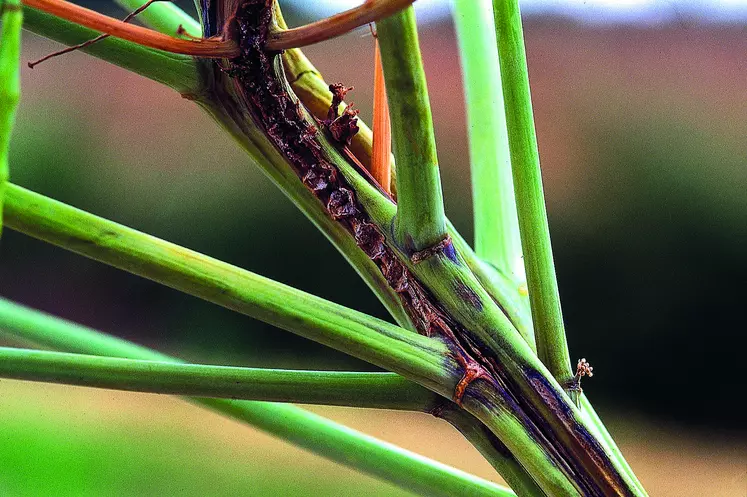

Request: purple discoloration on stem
left=195, top=2, right=634, bottom=494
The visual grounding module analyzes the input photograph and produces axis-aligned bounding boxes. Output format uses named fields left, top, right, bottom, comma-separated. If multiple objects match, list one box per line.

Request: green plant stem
left=0, top=0, right=22, bottom=236
left=376, top=7, right=446, bottom=252
left=5, top=182, right=596, bottom=495
left=441, top=408, right=546, bottom=497
left=0, top=345, right=440, bottom=410
left=2, top=183, right=457, bottom=396
left=115, top=0, right=199, bottom=38
left=491, top=0, right=572, bottom=386
left=453, top=0, right=522, bottom=281
left=22, top=6, right=199, bottom=94
left=0, top=298, right=513, bottom=497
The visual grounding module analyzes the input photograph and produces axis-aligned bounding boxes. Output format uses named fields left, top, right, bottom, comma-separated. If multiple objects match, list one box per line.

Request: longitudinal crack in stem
left=203, top=2, right=631, bottom=494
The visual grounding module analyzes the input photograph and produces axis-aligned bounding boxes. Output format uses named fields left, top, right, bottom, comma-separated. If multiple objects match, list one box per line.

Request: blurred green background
left=1, top=3, right=745, bottom=496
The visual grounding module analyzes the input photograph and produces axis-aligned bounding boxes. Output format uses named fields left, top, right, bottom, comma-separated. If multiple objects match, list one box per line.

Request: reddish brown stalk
left=266, top=0, right=415, bottom=51
left=371, top=36, right=392, bottom=194
left=28, top=0, right=165, bottom=68
left=22, top=0, right=239, bottom=58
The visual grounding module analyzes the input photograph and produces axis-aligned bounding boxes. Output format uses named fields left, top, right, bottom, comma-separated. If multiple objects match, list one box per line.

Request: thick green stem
left=22, top=7, right=199, bottom=94
left=453, top=0, right=523, bottom=281
left=0, top=298, right=512, bottom=497
left=376, top=7, right=446, bottom=252
left=491, top=0, right=572, bottom=386
left=0, top=0, right=22, bottom=236
left=0, top=345, right=439, bottom=410
left=4, top=181, right=595, bottom=495
left=441, top=408, right=546, bottom=497
left=2, top=184, right=456, bottom=396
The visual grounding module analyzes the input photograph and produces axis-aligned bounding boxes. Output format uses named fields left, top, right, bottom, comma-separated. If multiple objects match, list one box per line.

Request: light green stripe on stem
left=453, top=0, right=522, bottom=281
left=0, top=345, right=440, bottom=410
left=2, top=184, right=453, bottom=395
left=376, top=7, right=446, bottom=252
left=0, top=298, right=513, bottom=497
left=0, top=0, right=22, bottom=236
left=491, top=0, right=572, bottom=385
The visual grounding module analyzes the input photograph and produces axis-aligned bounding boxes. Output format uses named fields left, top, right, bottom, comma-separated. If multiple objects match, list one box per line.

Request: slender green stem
left=376, top=7, right=446, bottom=252
left=0, top=298, right=513, bottom=497
left=0, top=345, right=440, bottom=410
left=22, top=0, right=420, bottom=336
left=114, top=0, right=200, bottom=38
left=491, top=0, right=572, bottom=386
left=0, top=0, right=22, bottom=237
left=2, top=183, right=457, bottom=396
left=453, top=0, right=523, bottom=281
left=22, top=6, right=199, bottom=94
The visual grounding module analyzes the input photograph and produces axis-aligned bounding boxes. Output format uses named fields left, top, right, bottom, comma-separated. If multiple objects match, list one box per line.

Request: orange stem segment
left=372, top=38, right=392, bottom=195
left=22, top=0, right=239, bottom=58
left=266, top=0, right=415, bottom=51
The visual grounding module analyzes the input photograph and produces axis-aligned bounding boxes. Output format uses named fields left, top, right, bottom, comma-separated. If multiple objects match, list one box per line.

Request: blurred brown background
left=0, top=3, right=745, bottom=496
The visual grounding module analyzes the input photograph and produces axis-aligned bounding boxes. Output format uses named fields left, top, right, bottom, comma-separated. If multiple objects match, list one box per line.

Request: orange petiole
left=22, top=0, right=239, bottom=58
left=371, top=36, right=392, bottom=195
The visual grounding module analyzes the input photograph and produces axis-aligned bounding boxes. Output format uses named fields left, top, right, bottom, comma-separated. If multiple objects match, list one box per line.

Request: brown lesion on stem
left=411, top=235, right=453, bottom=264
left=452, top=351, right=494, bottom=406
left=323, top=84, right=360, bottom=146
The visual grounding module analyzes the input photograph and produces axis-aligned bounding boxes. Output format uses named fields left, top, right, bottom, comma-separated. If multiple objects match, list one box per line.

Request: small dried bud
left=327, top=106, right=360, bottom=146
left=576, top=358, right=594, bottom=378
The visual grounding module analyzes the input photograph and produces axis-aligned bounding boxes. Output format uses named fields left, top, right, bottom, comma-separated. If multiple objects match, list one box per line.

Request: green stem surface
left=0, top=0, right=22, bottom=236
left=0, top=345, right=439, bottom=410
left=115, top=0, right=200, bottom=38
left=2, top=183, right=456, bottom=396
left=453, top=0, right=522, bottom=280
left=376, top=7, right=446, bottom=252
left=491, top=0, right=572, bottom=385
left=0, top=298, right=513, bottom=497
